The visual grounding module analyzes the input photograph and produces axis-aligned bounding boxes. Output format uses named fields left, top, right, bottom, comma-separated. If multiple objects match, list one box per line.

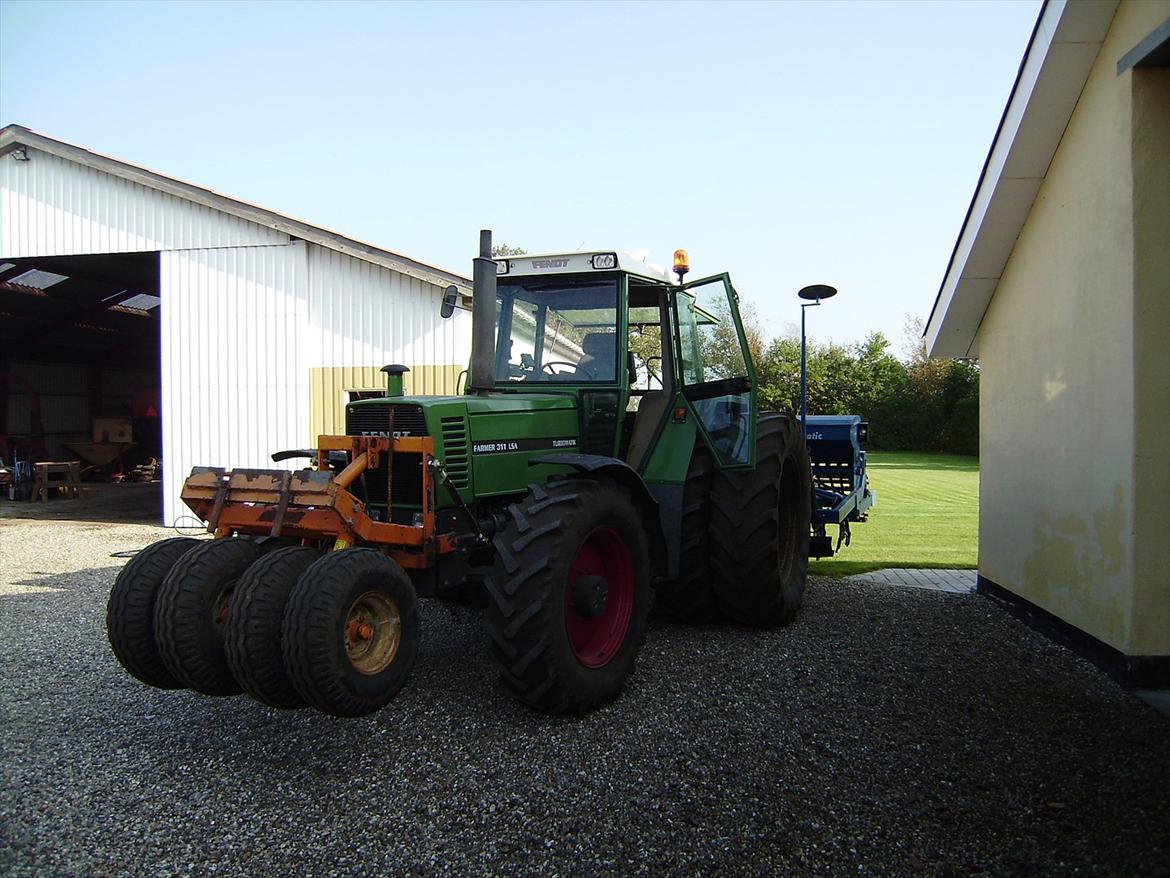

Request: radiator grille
left=346, top=403, right=427, bottom=437
left=344, top=403, right=427, bottom=509
left=350, top=453, right=424, bottom=510
left=440, top=416, right=470, bottom=489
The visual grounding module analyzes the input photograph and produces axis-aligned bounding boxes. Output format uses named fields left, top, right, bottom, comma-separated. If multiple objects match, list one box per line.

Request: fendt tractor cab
left=107, top=231, right=868, bottom=719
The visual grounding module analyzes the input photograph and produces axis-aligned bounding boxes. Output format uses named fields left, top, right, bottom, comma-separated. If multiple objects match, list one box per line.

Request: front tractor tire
left=487, top=479, right=652, bottom=715
left=710, top=413, right=812, bottom=627
left=282, top=549, right=419, bottom=718
left=106, top=537, right=200, bottom=689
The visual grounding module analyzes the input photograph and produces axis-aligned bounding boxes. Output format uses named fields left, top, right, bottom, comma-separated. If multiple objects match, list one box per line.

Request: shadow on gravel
left=0, top=482, right=162, bottom=525
left=2, top=568, right=1168, bottom=877
left=1, top=565, right=123, bottom=595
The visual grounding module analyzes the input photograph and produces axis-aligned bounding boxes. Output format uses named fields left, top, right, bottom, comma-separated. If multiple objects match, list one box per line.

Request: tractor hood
left=372, top=392, right=580, bottom=417
left=463, top=393, right=578, bottom=416
left=346, top=393, right=583, bottom=501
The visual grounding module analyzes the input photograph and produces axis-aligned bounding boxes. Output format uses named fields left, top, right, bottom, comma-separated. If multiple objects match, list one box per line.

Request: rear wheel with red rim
left=487, top=478, right=652, bottom=715
left=564, top=527, right=635, bottom=669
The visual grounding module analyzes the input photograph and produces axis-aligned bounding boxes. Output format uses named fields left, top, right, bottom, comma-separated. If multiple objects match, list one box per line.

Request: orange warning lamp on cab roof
left=672, top=249, right=689, bottom=283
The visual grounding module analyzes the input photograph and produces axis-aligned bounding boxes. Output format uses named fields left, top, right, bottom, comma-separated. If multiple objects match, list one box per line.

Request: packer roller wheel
left=282, top=548, right=419, bottom=718
left=225, top=546, right=323, bottom=709
left=154, top=538, right=264, bottom=695
left=106, top=537, right=200, bottom=689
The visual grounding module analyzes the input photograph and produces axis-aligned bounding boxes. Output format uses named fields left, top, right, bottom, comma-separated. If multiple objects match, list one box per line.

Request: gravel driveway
left=2, top=516, right=1167, bottom=877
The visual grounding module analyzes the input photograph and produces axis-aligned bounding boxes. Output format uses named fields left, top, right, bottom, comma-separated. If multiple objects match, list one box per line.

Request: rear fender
left=528, top=453, right=669, bottom=578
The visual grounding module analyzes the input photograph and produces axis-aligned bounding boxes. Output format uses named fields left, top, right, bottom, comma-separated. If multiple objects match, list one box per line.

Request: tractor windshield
left=494, top=277, right=620, bottom=383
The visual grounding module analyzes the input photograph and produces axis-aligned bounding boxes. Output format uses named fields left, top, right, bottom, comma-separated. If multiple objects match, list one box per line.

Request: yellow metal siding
left=309, top=365, right=464, bottom=439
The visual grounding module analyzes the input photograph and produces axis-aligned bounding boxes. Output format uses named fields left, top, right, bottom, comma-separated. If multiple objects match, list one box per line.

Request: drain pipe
left=468, top=229, right=497, bottom=395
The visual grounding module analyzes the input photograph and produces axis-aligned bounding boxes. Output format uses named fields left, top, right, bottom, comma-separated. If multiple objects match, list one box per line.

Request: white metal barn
left=0, top=125, right=472, bottom=525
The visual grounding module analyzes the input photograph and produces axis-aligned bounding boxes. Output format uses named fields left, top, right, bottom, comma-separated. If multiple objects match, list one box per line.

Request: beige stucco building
left=926, top=0, right=1169, bottom=686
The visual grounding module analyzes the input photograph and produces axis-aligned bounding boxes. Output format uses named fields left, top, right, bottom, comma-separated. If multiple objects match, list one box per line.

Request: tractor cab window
left=494, top=278, right=620, bottom=383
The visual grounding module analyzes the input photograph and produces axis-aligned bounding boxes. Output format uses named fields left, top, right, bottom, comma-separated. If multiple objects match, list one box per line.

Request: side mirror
left=441, top=284, right=458, bottom=319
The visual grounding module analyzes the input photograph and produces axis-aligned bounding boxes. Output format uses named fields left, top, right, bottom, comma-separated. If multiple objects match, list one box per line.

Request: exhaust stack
left=468, top=229, right=497, bottom=394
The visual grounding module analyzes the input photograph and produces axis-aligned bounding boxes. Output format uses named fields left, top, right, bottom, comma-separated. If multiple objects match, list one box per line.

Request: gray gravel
left=2, top=517, right=1168, bottom=877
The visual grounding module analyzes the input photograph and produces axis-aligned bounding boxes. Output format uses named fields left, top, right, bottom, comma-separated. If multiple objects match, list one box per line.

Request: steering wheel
left=543, top=361, right=595, bottom=379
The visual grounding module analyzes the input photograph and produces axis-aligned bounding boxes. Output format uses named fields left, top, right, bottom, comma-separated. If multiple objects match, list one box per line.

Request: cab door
left=672, top=273, right=756, bottom=468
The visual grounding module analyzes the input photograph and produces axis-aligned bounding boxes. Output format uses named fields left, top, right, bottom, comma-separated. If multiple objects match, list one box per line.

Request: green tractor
left=106, top=231, right=812, bottom=717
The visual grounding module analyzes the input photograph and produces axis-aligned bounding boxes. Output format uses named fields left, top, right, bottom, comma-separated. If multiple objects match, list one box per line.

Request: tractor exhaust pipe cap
left=380, top=364, right=410, bottom=398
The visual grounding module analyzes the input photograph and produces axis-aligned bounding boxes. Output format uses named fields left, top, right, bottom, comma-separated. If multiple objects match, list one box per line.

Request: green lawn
left=808, top=451, right=979, bottom=577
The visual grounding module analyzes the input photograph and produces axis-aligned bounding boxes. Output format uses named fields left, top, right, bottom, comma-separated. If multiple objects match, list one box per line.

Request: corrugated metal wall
left=160, top=242, right=310, bottom=524
left=4, top=362, right=159, bottom=460
left=309, top=246, right=470, bottom=368
left=2, top=145, right=472, bottom=524
left=103, top=367, right=157, bottom=416
left=0, top=147, right=289, bottom=258
left=159, top=241, right=470, bottom=525
left=4, top=361, right=89, bottom=457
left=306, top=244, right=471, bottom=440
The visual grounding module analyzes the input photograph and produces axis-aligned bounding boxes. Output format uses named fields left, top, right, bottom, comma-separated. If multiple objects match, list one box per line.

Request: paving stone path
left=847, top=567, right=977, bottom=594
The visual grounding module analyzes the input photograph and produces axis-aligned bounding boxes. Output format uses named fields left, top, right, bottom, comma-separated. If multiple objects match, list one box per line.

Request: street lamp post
left=797, top=284, right=838, bottom=426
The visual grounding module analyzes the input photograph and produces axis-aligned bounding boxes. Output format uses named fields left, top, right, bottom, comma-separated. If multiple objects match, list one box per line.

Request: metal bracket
left=270, top=470, right=293, bottom=537
left=208, top=473, right=230, bottom=533
left=429, top=459, right=489, bottom=546
left=836, top=520, right=851, bottom=551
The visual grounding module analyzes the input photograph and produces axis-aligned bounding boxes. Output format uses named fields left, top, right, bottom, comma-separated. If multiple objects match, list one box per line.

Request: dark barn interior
left=0, top=251, right=163, bottom=512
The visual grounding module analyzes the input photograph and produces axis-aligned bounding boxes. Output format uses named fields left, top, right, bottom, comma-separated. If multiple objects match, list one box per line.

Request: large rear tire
left=106, top=537, right=200, bottom=689
left=487, top=478, right=652, bottom=714
left=154, top=538, right=263, bottom=695
left=225, top=546, right=321, bottom=709
left=655, top=444, right=719, bottom=623
left=282, top=549, right=419, bottom=718
left=710, top=413, right=811, bottom=626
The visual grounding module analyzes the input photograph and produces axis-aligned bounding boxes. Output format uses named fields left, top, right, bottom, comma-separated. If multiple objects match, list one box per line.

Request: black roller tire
left=154, top=538, right=264, bottom=695
left=710, top=413, right=811, bottom=627
left=487, top=478, right=652, bottom=715
left=655, top=444, right=719, bottom=623
left=282, top=549, right=419, bottom=718
left=106, top=537, right=200, bottom=689
left=224, top=547, right=321, bottom=709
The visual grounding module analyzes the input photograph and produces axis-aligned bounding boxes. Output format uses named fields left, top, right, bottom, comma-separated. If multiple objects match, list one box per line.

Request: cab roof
left=496, top=251, right=674, bottom=284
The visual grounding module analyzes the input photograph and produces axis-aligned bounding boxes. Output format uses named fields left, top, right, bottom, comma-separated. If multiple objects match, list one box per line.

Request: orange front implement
left=179, top=435, right=456, bottom=569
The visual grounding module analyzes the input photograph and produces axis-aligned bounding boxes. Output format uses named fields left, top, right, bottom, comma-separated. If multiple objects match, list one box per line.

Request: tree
left=492, top=244, right=527, bottom=257
left=898, top=315, right=980, bottom=453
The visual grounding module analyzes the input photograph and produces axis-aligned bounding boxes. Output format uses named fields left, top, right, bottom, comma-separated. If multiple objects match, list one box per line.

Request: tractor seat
left=625, top=391, right=670, bottom=470
left=576, top=332, right=617, bottom=380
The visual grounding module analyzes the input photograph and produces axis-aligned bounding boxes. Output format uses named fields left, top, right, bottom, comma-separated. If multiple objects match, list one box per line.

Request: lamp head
left=798, top=284, right=837, bottom=301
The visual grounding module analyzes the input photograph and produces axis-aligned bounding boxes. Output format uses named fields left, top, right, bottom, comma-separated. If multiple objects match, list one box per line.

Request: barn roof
left=0, top=124, right=471, bottom=292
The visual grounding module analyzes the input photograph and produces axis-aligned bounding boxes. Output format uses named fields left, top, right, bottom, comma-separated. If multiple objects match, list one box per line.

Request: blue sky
left=0, top=0, right=1040, bottom=351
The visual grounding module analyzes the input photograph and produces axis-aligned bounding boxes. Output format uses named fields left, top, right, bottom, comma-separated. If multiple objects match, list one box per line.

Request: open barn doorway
left=0, top=251, right=163, bottom=523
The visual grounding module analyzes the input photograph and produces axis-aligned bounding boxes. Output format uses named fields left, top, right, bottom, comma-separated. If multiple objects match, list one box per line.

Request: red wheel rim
left=564, top=526, right=634, bottom=668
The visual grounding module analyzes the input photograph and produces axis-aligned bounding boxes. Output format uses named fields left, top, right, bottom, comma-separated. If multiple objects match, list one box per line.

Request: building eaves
left=0, top=124, right=472, bottom=294
left=924, top=0, right=1118, bottom=359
